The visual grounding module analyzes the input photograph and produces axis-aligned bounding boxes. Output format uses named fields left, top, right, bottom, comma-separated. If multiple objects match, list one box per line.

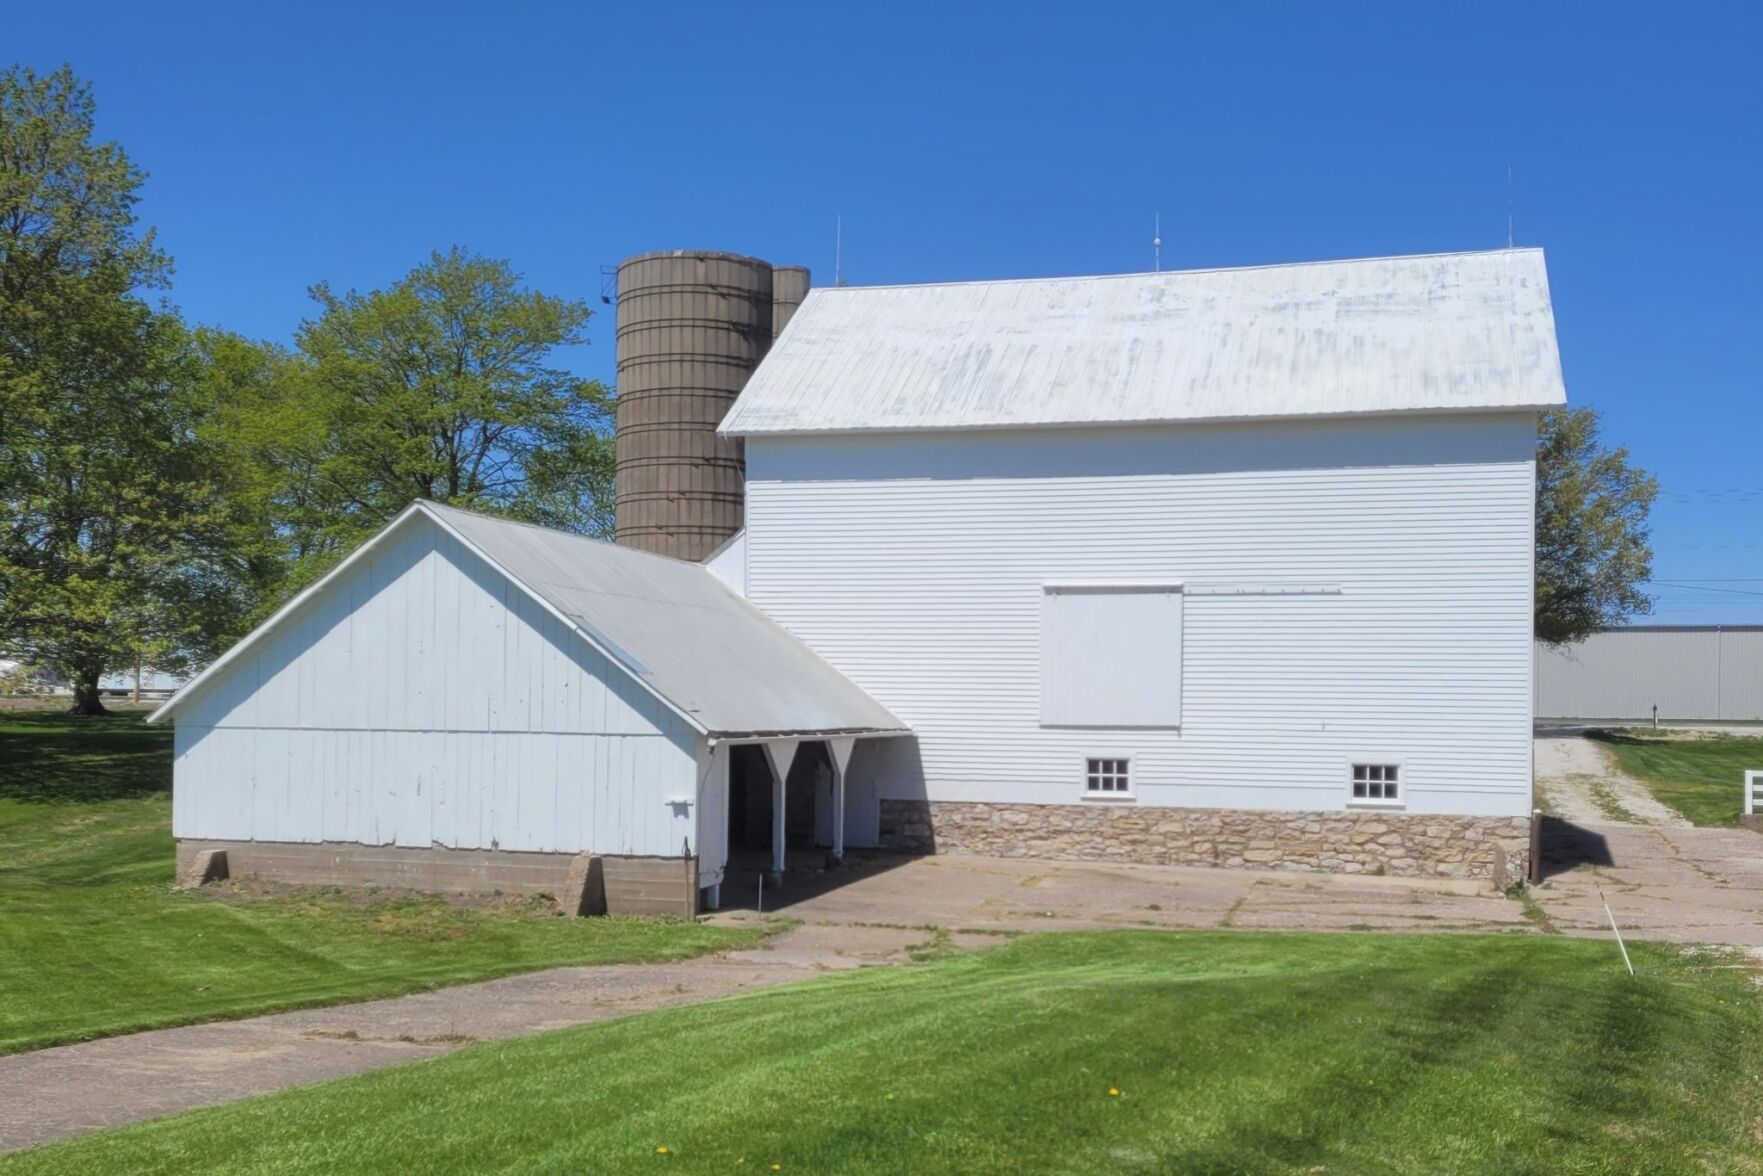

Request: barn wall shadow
left=1536, top=815, right=1613, bottom=879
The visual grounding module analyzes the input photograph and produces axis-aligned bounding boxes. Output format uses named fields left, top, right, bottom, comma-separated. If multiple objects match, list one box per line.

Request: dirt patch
left=199, top=877, right=569, bottom=915
left=1599, top=726, right=1750, bottom=743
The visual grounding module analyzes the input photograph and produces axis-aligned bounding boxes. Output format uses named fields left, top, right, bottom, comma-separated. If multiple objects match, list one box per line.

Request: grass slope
left=1592, top=729, right=1763, bottom=827
left=8, top=932, right=1762, bottom=1175
left=0, top=710, right=759, bottom=1054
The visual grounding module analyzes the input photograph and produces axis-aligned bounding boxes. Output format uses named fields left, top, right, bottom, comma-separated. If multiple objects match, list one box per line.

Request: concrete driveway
left=0, top=922, right=928, bottom=1154
left=715, top=848, right=1527, bottom=934
left=1533, top=821, right=1763, bottom=947
left=1, top=857, right=1526, bottom=1155
left=6, top=738, right=1759, bottom=1156
left=1530, top=730, right=1763, bottom=949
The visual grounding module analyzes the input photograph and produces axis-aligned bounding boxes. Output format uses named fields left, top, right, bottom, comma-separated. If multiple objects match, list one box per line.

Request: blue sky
left=13, top=1, right=1762, bottom=622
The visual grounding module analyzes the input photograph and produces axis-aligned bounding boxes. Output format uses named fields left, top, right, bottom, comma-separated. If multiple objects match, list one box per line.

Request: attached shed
left=150, top=501, right=907, bottom=916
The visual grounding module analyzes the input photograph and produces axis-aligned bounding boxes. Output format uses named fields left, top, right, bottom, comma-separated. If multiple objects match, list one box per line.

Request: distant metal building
left=1535, top=626, right=1763, bottom=721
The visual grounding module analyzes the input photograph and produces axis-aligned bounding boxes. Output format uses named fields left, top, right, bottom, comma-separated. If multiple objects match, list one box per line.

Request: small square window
left=1350, top=764, right=1400, bottom=804
left=1086, top=757, right=1130, bottom=795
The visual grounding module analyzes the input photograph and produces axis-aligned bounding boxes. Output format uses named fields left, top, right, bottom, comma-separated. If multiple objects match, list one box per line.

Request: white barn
left=154, top=247, right=1565, bottom=910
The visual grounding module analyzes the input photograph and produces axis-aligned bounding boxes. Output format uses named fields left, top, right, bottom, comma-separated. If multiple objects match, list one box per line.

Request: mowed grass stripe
left=0, top=710, right=760, bottom=1054
left=1590, top=728, right=1763, bottom=826
left=7, top=932, right=1760, bottom=1175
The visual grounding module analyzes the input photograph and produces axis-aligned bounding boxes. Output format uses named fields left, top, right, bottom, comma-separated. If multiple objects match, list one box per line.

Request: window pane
left=1353, top=781, right=1366, bottom=798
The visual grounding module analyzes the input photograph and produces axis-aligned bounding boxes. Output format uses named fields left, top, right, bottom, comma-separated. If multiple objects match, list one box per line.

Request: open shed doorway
left=727, top=742, right=833, bottom=872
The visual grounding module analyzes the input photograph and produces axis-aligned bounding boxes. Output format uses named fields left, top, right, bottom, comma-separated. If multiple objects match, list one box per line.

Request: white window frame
left=1081, top=755, right=1135, bottom=802
left=1346, top=760, right=1405, bottom=809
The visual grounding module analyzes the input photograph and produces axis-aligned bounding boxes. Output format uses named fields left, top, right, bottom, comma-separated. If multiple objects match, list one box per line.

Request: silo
left=770, top=265, right=811, bottom=338
left=614, top=251, right=777, bottom=561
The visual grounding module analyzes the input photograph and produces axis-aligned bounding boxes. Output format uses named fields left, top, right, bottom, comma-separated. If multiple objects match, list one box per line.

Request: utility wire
left=1646, top=582, right=1763, bottom=597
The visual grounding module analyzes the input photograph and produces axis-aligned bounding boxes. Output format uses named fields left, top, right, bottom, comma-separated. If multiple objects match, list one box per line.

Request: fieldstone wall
left=878, top=800, right=1530, bottom=882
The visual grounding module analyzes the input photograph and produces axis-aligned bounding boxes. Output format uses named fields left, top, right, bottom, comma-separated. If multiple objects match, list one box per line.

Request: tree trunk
left=69, top=667, right=109, bottom=716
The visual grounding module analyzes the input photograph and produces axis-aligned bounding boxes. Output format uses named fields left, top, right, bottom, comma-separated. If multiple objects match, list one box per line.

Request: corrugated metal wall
left=744, top=412, right=1538, bottom=824
left=171, top=514, right=701, bottom=855
left=1535, top=628, right=1763, bottom=720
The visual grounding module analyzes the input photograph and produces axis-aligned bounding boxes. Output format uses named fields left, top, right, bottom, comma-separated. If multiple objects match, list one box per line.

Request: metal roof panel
left=423, top=504, right=906, bottom=737
left=719, top=248, right=1566, bottom=435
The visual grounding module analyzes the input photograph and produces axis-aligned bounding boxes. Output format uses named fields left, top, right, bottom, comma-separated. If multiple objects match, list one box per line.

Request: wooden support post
left=827, top=737, right=857, bottom=861
left=762, top=740, right=799, bottom=881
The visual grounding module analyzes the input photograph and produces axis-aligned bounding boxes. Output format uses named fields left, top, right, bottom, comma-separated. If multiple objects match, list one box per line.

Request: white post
left=827, top=737, right=857, bottom=861
left=1745, top=770, right=1761, bottom=817
left=1594, top=881, right=1635, bottom=977
left=762, top=740, right=799, bottom=879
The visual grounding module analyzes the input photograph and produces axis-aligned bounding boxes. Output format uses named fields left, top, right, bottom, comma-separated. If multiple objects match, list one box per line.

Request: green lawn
left=0, top=709, right=761, bottom=1054
left=6, top=932, right=1760, bottom=1175
left=1591, top=728, right=1763, bottom=827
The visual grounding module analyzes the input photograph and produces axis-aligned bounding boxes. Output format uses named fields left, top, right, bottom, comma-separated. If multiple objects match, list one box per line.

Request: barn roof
left=151, top=503, right=907, bottom=739
left=718, top=248, right=1566, bottom=436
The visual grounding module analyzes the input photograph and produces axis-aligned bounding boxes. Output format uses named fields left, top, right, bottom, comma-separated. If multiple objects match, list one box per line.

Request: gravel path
left=1533, top=734, right=1691, bottom=827
left=0, top=922, right=928, bottom=1155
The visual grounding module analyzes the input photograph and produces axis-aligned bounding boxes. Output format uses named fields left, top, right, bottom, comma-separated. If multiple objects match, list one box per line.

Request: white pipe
left=1595, top=882, right=1635, bottom=977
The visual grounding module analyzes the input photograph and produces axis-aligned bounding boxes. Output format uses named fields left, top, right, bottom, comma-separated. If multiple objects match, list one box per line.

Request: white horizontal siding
left=173, top=516, right=699, bottom=855
left=745, top=413, right=1536, bottom=818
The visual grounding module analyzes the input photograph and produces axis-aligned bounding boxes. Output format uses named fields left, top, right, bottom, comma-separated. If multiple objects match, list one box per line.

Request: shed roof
left=718, top=248, right=1566, bottom=436
left=151, top=503, right=907, bottom=739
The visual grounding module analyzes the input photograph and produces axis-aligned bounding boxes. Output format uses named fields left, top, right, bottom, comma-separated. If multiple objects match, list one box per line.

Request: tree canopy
left=1535, top=406, right=1658, bottom=645
left=0, top=64, right=246, bottom=713
left=207, top=249, right=614, bottom=611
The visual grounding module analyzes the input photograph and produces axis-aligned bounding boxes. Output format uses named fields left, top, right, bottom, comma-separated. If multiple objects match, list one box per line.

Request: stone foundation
left=878, top=800, right=1530, bottom=882
left=175, top=840, right=699, bottom=918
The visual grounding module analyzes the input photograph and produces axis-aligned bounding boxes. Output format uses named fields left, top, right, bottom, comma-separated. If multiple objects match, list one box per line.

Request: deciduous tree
left=0, top=64, right=242, bottom=713
left=1535, top=406, right=1658, bottom=645
left=217, top=249, right=615, bottom=593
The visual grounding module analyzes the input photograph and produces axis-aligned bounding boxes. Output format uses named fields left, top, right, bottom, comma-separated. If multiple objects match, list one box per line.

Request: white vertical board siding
left=173, top=516, right=700, bottom=855
left=703, top=529, right=747, bottom=596
left=695, top=743, right=730, bottom=886
left=745, top=413, right=1537, bottom=820
left=1040, top=587, right=1183, bottom=727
